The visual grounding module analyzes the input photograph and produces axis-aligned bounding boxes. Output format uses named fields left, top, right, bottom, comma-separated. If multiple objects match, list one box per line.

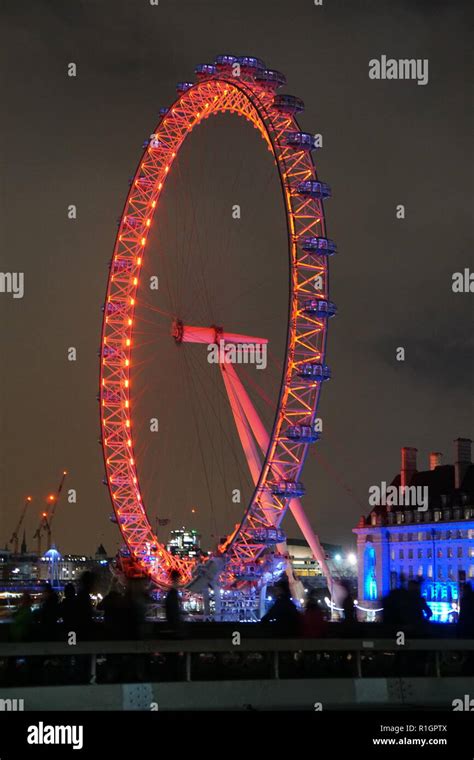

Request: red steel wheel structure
left=100, top=55, right=336, bottom=591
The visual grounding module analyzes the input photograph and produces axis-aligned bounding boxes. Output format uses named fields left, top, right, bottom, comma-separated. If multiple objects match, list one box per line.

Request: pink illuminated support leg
left=220, top=363, right=262, bottom=486
left=223, top=361, right=333, bottom=589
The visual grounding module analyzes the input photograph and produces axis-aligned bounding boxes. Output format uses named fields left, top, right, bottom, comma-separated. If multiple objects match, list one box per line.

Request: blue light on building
left=363, top=543, right=377, bottom=601
left=354, top=438, right=474, bottom=622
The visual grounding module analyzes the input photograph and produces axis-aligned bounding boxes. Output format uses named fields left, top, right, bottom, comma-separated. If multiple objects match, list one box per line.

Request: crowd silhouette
left=382, top=576, right=433, bottom=633
left=7, top=570, right=474, bottom=644
left=3, top=570, right=474, bottom=687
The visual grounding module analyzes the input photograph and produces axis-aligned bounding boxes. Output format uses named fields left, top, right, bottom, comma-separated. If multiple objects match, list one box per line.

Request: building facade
left=287, top=538, right=344, bottom=580
left=354, top=438, right=474, bottom=622
left=166, top=527, right=201, bottom=559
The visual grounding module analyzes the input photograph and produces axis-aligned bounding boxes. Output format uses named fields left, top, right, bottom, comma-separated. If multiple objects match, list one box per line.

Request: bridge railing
left=1, top=637, right=474, bottom=686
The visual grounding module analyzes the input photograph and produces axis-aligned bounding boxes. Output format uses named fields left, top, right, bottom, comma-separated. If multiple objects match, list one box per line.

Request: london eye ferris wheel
left=99, top=55, right=336, bottom=594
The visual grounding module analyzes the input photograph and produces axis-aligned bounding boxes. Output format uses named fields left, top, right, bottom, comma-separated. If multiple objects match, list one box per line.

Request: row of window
left=392, top=547, right=474, bottom=560
left=390, top=529, right=474, bottom=542
left=393, top=565, right=474, bottom=580
left=389, top=507, right=474, bottom=525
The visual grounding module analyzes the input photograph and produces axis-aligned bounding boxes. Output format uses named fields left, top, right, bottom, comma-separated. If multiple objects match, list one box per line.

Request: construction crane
left=33, top=470, right=68, bottom=555
left=34, top=510, right=50, bottom=556
left=9, top=496, right=32, bottom=554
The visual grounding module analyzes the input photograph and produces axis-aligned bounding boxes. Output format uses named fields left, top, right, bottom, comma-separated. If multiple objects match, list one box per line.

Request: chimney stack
left=429, top=452, right=442, bottom=471
left=401, top=446, right=417, bottom=488
left=454, top=438, right=472, bottom=489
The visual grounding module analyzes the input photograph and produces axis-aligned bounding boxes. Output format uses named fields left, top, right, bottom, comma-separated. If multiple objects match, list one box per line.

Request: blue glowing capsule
left=301, top=237, right=337, bottom=255
left=296, top=180, right=331, bottom=199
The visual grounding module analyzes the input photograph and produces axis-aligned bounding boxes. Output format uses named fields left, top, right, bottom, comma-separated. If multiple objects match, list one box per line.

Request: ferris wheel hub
left=171, top=318, right=184, bottom=343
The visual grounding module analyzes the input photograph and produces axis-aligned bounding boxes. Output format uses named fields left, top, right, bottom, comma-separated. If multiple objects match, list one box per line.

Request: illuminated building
left=287, top=538, right=347, bottom=579
left=354, top=438, right=474, bottom=622
left=0, top=544, right=111, bottom=617
left=38, top=547, right=110, bottom=585
left=166, top=527, right=201, bottom=559
left=0, top=543, right=110, bottom=591
left=41, top=546, right=62, bottom=586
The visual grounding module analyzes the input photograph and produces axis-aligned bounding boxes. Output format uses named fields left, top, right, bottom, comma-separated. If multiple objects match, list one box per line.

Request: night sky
left=0, top=0, right=471, bottom=558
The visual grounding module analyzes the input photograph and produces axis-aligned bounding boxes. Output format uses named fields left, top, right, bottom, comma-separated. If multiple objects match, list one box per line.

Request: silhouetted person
left=70, top=572, right=98, bottom=683
left=96, top=578, right=125, bottom=680
left=123, top=577, right=148, bottom=640
left=403, top=579, right=432, bottom=631
left=458, top=583, right=474, bottom=637
left=301, top=589, right=326, bottom=638
left=382, top=574, right=410, bottom=626
left=261, top=577, right=300, bottom=636
left=341, top=582, right=356, bottom=625
left=59, top=583, right=78, bottom=632
left=37, top=583, right=59, bottom=638
left=11, top=592, right=34, bottom=642
left=383, top=588, right=403, bottom=625
left=98, top=578, right=124, bottom=638
left=165, top=569, right=182, bottom=636
left=117, top=578, right=149, bottom=680
left=75, top=571, right=97, bottom=639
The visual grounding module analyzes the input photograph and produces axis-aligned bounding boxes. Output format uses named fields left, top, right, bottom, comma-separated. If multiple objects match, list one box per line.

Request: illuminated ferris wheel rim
left=100, top=55, right=336, bottom=589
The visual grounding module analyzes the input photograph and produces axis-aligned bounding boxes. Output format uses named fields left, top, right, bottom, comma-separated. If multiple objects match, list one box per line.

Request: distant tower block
left=429, top=452, right=443, bottom=471
left=454, top=437, right=472, bottom=489
left=401, top=446, right=417, bottom=488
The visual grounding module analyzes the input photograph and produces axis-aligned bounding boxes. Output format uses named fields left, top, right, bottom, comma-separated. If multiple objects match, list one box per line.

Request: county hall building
left=354, top=438, right=474, bottom=622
